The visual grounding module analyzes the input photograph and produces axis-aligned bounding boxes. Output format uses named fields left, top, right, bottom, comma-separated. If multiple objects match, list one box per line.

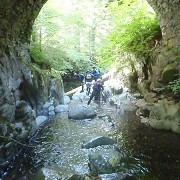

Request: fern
left=98, top=0, right=160, bottom=69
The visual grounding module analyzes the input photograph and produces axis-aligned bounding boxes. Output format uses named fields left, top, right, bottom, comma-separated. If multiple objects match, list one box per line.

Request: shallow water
left=2, top=100, right=180, bottom=180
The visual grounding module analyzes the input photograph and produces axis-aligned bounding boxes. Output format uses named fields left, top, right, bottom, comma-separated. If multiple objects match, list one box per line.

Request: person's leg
left=87, top=92, right=94, bottom=105
left=86, top=83, right=89, bottom=95
left=89, top=82, right=93, bottom=95
left=80, top=82, right=84, bottom=92
left=94, top=91, right=99, bottom=100
left=94, top=91, right=100, bottom=104
left=87, top=82, right=92, bottom=95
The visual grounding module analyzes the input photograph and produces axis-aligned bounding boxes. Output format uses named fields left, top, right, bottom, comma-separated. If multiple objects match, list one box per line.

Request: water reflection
left=114, top=112, right=180, bottom=179
left=2, top=106, right=180, bottom=179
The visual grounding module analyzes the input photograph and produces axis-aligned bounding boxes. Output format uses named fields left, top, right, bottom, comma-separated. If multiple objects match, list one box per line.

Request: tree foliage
left=30, top=0, right=161, bottom=76
left=30, top=0, right=109, bottom=76
left=98, top=0, right=160, bottom=70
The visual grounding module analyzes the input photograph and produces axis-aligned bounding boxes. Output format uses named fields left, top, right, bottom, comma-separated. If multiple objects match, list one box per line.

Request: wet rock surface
left=2, top=89, right=180, bottom=179
left=88, top=148, right=122, bottom=174
left=68, top=104, right=97, bottom=120
left=82, top=136, right=116, bottom=149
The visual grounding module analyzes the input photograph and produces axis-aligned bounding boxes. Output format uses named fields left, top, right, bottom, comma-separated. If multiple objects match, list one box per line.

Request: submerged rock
left=82, top=136, right=116, bottom=149
left=99, top=173, right=129, bottom=180
left=88, top=149, right=122, bottom=174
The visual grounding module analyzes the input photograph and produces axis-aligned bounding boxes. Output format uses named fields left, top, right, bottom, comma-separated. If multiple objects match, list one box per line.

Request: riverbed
left=2, top=97, right=180, bottom=180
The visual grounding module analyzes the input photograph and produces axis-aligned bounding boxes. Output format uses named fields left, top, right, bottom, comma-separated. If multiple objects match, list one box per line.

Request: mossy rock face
left=161, top=63, right=176, bottom=84
left=143, top=79, right=151, bottom=91
left=128, top=71, right=138, bottom=92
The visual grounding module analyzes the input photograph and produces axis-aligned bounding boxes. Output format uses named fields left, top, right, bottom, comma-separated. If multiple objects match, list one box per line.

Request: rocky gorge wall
left=0, top=43, right=64, bottom=173
left=135, top=0, right=180, bottom=134
left=0, top=0, right=65, bottom=173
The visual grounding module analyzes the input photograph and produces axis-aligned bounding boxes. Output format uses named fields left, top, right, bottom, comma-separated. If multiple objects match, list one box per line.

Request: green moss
left=108, top=156, right=121, bottom=167
left=161, top=64, right=176, bottom=84
left=143, top=79, right=151, bottom=91
left=128, top=71, right=139, bottom=92
left=175, top=56, right=180, bottom=62
left=15, top=127, right=22, bottom=134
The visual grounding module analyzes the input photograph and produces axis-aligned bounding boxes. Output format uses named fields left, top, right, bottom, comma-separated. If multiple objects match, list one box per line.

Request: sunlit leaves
left=98, top=0, right=160, bottom=69
left=30, top=0, right=109, bottom=75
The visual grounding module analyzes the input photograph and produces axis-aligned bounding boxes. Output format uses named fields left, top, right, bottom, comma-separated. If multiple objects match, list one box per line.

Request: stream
left=2, top=92, right=180, bottom=180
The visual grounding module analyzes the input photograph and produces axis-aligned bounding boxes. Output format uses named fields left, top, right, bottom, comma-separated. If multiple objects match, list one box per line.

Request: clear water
left=2, top=100, right=180, bottom=180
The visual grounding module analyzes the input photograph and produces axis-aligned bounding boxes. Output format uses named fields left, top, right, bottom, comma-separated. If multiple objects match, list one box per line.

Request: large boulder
left=63, top=95, right=71, bottom=104
left=68, top=104, right=96, bottom=120
left=147, top=99, right=180, bottom=134
left=54, top=104, right=69, bottom=113
left=82, top=136, right=116, bottom=149
left=99, top=173, right=130, bottom=180
left=106, top=79, right=123, bottom=95
left=88, top=149, right=123, bottom=174
left=72, top=91, right=88, bottom=102
left=161, top=63, right=177, bottom=84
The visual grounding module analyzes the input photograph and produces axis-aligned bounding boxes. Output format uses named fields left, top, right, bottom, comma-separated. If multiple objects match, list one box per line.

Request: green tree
left=98, top=0, right=160, bottom=70
left=30, top=0, right=111, bottom=76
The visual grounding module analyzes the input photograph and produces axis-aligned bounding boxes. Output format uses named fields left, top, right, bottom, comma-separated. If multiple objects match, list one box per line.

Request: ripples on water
left=2, top=104, right=180, bottom=180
